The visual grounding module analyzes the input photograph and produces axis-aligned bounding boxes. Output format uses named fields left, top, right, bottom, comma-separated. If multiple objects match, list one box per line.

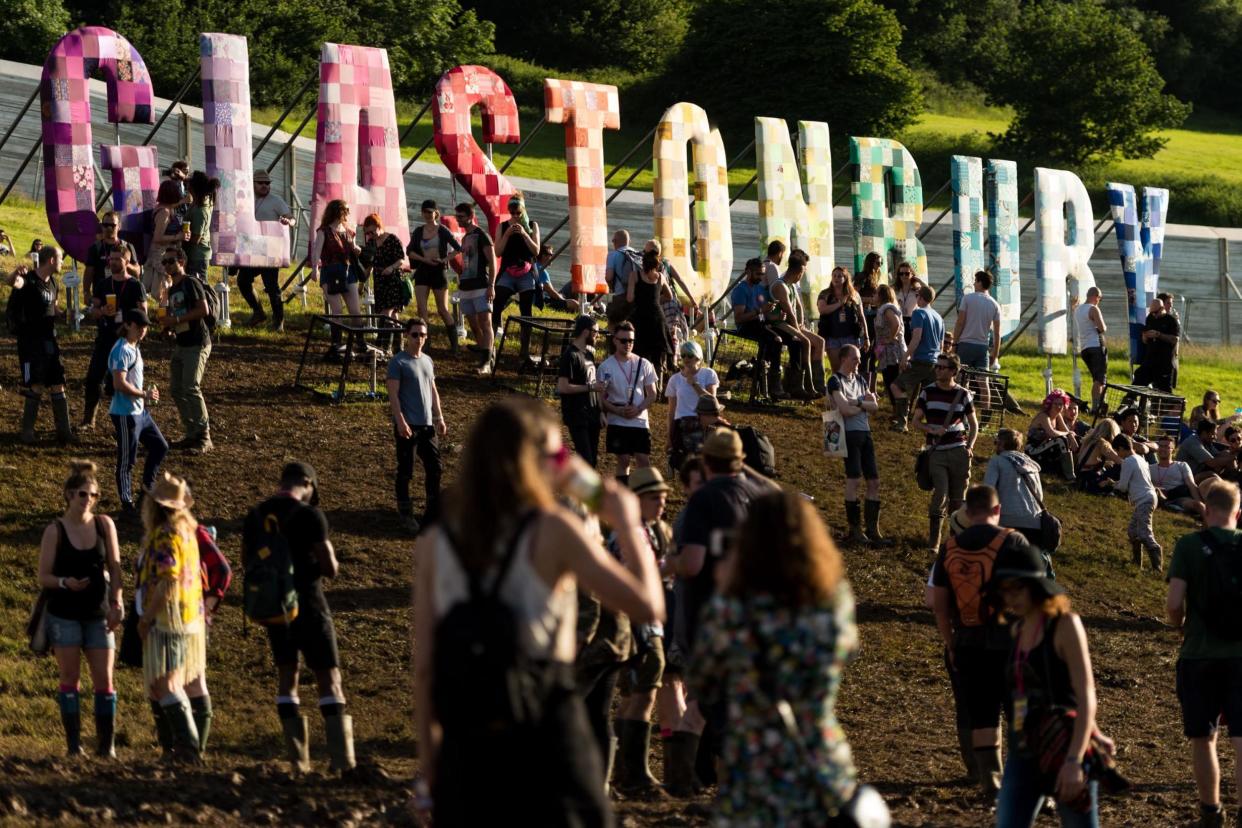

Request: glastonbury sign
left=37, top=27, right=1168, bottom=356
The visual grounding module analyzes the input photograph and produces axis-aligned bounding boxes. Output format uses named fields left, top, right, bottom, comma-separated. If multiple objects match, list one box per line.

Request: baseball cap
left=701, top=428, right=743, bottom=460
left=281, top=461, right=319, bottom=505
left=629, top=467, right=671, bottom=496
left=123, top=308, right=150, bottom=327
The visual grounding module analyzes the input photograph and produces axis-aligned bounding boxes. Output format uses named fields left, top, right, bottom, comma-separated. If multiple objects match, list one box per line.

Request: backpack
left=196, top=525, right=233, bottom=601
left=433, top=512, right=546, bottom=732
left=198, top=277, right=220, bottom=332
left=1197, top=531, right=1242, bottom=640
left=944, top=528, right=1011, bottom=628
left=242, top=505, right=299, bottom=626
left=614, top=247, right=643, bottom=291
left=736, top=425, right=777, bottom=477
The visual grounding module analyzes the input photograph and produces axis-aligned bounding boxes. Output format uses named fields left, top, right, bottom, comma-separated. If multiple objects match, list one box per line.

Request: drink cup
left=105, top=294, right=117, bottom=315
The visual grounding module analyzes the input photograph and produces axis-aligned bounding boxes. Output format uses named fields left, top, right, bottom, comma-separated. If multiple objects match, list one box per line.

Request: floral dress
left=136, top=524, right=205, bottom=686
left=362, top=233, right=409, bottom=311
left=692, top=582, right=859, bottom=826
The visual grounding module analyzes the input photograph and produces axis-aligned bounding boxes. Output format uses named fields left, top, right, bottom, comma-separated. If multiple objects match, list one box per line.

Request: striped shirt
left=916, top=382, right=974, bottom=450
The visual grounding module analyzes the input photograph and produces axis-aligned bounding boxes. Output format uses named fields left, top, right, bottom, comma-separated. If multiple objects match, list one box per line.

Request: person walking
left=692, top=490, right=868, bottom=823
left=136, top=472, right=207, bottom=763
left=953, top=270, right=1001, bottom=372
left=8, top=245, right=74, bottom=445
left=557, top=315, right=606, bottom=468
left=411, top=398, right=663, bottom=825
left=928, top=485, right=1033, bottom=794
left=826, top=344, right=892, bottom=546
left=108, top=309, right=167, bottom=515
left=892, top=283, right=945, bottom=433
left=243, top=462, right=356, bottom=774
left=183, top=171, right=219, bottom=280
left=992, top=545, right=1109, bottom=827
left=664, top=340, right=719, bottom=474
left=1113, top=434, right=1163, bottom=571
left=453, top=203, right=497, bottom=374
left=236, top=169, right=294, bottom=331
left=37, top=460, right=124, bottom=757
left=158, top=247, right=213, bottom=454
left=406, top=200, right=461, bottom=346
left=915, top=352, right=978, bottom=552
left=81, top=247, right=146, bottom=430
left=386, top=317, right=447, bottom=534
left=1075, top=287, right=1108, bottom=414
left=1167, top=481, right=1242, bottom=828
left=599, top=321, right=659, bottom=481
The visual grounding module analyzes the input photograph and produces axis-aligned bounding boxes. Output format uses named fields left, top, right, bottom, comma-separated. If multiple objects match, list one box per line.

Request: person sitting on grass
left=1188, top=390, right=1221, bottom=432
left=1178, top=419, right=1242, bottom=486
left=1026, top=390, right=1079, bottom=482
left=1116, top=407, right=1157, bottom=458
left=1149, top=433, right=1205, bottom=518
left=1064, top=397, right=1090, bottom=440
left=1113, top=434, right=1163, bottom=571
left=1077, top=419, right=1123, bottom=495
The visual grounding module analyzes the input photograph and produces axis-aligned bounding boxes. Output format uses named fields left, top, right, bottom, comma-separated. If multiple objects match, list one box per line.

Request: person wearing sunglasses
left=158, top=247, right=213, bottom=455
left=36, top=460, right=124, bottom=757
left=599, top=321, right=659, bottom=482
left=82, top=210, right=139, bottom=303
left=557, top=315, right=607, bottom=468
left=108, top=308, right=166, bottom=515
left=386, top=317, right=447, bottom=535
left=452, top=203, right=497, bottom=374
left=406, top=200, right=461, bottom=346
left=81, top=245, right=146, bottom=431
left=236, top=169, right=293, bottom=331
left=914, top=352, right=978, bottom=552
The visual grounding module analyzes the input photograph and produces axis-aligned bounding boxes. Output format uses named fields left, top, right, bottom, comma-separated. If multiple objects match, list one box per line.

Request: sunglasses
left=101, top=223, right=117, bottom=228
left=406, top=330, right=427, bottom=338
left=161, top=258, right=179, bottom=265
left=615, top=337, right=634, bottom=344
left=935, top=364, right=955, bottom=371
left=75, top=490, right=100, bottom=501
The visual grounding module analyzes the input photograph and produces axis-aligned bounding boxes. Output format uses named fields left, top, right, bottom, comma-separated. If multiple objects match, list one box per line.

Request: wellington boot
left=190, top=695, right=213, bottom=755
left=1131, top=540, right=1143, bottom=567
left=844, top=500, right=870, bottom=546
left=447, top=323, right=459, bottom=354
left=58, top=691, right=83, bottom=756
left=956, top=724, right=977, bottom=780
left=810, top=359, right=826, bottom=396
left=973, top=745, right=1003, bottom=796
left=615, top=720, right=668, bottom=799
left=928, top=516, right=945, bottom=553
left=162, top=698, right=202, bottom=764
left=94, top=693, right=117, bottom=758
left=20, top=395, right=39, bottom=444
left=768, top=361, right=787, bottom=400
left=281, top=715, right=312, bottom=774
left=51, top=393, right=75, bottom=444
left=1059, top=450, right=1077, bottom=482
left=661, top=731, right=702, bottom=798
left=865, top=500, right=895, bottom=547
left=150, top=700, right=173, bottom=759
left=782, top=361, right=804, bottom=400
left=80, top=393, right=100, bottom=430
left=324, top=713, right=356, bottom=773
left=753, top=359, right=769, bottom=400
left=1147, top=544, right=1164, bottom=573
left=892, top=396, right=911, bottom=431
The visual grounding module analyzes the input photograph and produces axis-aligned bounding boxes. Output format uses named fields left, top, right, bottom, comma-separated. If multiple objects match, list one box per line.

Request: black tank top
left=1007, top=614, right=1077, bottom=714
left=46, top=518, right=108, bottom=621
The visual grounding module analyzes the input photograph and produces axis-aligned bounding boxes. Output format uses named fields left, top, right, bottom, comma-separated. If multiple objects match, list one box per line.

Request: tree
left=987, top=0, right=1190, bottom=166
left=657, top=0, right=922, bottom=148
left=1122, top=0, right=1242, bottom=112
left=878, top=0, right=1020, bottom=89
left=462, top=0, right=690, bottom=74
left=0, top=0, right=71, bottom=66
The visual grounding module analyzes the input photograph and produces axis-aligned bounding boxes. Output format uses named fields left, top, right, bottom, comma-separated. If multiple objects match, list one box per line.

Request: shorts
left=952, top=643, right=1008, bottom=729
left=459, top=289, right=491, bottom=316
left=46, top=613, right=114, bottom=650
left=957, top=341, right=989, bottom=369
left=619, top=633, right=665, bottom=695
left=497, top=270, right=536, bottom=294
left=19, top=340, right=67, bottom=388
left=1080, top=347, right=1108, bottom=384
left=1176, top=657, right=1242, bottom=738
left=843, top=430, right=879, bottom=480
left=413, top=265, right=448, bottom=290
left=606, top=425, right=652, bottom=456
left=826, top=336, right=862, bottom=351
left=896, top=360, right=936, bottom=395
left=266, top=606, right=340, bottom=671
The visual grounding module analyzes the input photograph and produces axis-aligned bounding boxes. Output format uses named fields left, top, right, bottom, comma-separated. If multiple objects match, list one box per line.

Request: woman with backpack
left=692, top=490, right=877, bottom=825
left=136, top=471, right=207, bottom=763
left=37, top=460, right=124, bottom=757
left=407, top=199, right=461, bottom=348
left=360, top=213, right=410, bottom=355
left=412, top=397, right=664, bottom=825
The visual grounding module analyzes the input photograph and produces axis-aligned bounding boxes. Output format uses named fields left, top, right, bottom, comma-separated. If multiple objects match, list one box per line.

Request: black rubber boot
left=956, top=724, right=977, bottom=780
left=190, top=695, right=213, bottom=755
left=810, top=359, right=826, bottom=396
left=753, top=358, right=768, bottom=400
left=844, top=500, right=869, bottom=546
left=615, top=720, right=668, bottom=799
left=58, top=690, right=83, bottom=756
left=767, top=360, right=786, bottom=400
left=51, top=391, right=75, bottom=444
left=94, top=692, right=116, bottom=758
left=150, top=699, right=173, bottom=758
left=161, top=697, right=201, bottom=764
left=892, top=396, right=910, bottom=431
left=661, top=731, right=702, bottom=798
left=1059, top=450, right=1077, bottom=482
left=20, top=395, right=40, bottom=444
left=865, top=500, right=895, bottom=547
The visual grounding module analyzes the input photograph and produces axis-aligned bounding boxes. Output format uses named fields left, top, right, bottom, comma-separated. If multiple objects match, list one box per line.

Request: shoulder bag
left=1006, top=454, right=1062, bottom=552
left=915, top=386, right=967, bottom=492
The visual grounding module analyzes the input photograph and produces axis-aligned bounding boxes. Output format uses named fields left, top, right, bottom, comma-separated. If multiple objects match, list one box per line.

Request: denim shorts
left=496, top=271, right=536, bottom=294
left=46, top=613, right=115, bottom=650
left=459, top=290, right=492, bottom=316
left=957, top=341, right=990, bottom=369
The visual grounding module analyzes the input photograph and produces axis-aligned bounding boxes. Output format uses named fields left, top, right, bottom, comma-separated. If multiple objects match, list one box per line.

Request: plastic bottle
left=563, top=460, right=604, bottom=512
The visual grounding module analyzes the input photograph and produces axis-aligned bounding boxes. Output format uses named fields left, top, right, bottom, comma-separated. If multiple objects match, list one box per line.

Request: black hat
left=281, top=461, right=319, bottom=505
left=985, top=540, right=1064, bottom=597
left=123, top=308, right=150, bottom=327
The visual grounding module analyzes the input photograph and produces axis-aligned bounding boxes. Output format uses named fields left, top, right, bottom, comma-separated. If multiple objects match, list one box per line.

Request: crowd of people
left=7, top=174, right=1242, bottom=828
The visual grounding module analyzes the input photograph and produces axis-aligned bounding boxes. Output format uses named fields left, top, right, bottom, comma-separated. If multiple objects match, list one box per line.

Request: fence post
left=178, top=111, right=191, bottom=162
left=1222, top=238, right=1231, bottom=347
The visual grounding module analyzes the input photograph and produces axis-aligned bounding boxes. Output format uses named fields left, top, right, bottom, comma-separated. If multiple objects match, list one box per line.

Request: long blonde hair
left=1077, top=418, right=1120, bottom=466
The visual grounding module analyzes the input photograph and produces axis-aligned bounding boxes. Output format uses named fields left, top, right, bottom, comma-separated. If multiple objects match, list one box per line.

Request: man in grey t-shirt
left=953, top=270, right=1001, bottom=415
left=826, top=344, right=892, bottom=547
left=386, top=317, right=447, bottom=533
left=237, top=170, right=294, bottom=330
left=1177, top=419, right=1241, bottom=485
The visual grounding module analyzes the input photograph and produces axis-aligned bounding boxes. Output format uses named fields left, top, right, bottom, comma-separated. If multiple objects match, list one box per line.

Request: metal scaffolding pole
left=497, top=116, right=547, bottom=175
left=0, top=83, right=39, bottom=156
left=253, top=70, right=319, bottom=158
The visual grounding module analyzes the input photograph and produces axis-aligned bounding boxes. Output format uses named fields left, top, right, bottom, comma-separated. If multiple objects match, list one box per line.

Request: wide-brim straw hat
left=150, top=472, right=194, bottom=511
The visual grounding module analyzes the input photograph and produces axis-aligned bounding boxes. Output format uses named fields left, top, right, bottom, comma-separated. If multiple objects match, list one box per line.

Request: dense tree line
left=7, top=0, right=1242, bottom=168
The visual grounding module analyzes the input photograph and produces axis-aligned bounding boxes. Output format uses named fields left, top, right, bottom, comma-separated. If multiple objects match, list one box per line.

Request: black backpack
left=433, top=512, right=547, bottom=732
left=737, top=425, right=777, bottom=477
left=242, top=504, right=299, bottom=626
left=1197, top=531, right=1242, bottom=640
left=196, top=276, right=220, bottom=332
